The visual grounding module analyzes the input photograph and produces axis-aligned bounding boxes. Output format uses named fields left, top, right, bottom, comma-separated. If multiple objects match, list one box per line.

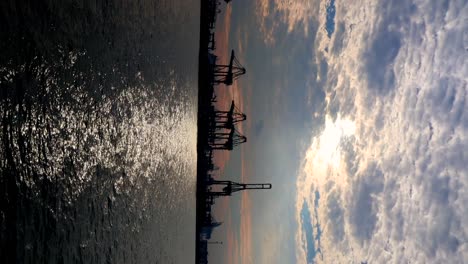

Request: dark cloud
left=364, top=30, right=401, bottom=94
left=363, top=1, right=417, bottom=95
left=313, top=190, right=323, bottom=257
left=326, top=190, right=345, bottom=242
left=341, top=137, right=358, bottom=177
left=427, top=77, right=468, bottom=130
left=325, top=76, right=355, bottom=120
left=417, top=174, right=462, bottom=255
left=318, top=59, right=328, bottom=86
left=331, top=22, right=346, bottom=55
left=348, top=164, right=384, bottom=242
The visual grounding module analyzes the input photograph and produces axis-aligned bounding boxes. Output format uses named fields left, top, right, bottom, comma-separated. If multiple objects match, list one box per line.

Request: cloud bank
left=255, top=0, right=321, bottom=44
left=295, top=0, right=468, bottom=263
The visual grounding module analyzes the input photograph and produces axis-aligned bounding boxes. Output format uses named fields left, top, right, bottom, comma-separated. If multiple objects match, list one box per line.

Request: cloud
left=325, top=190, right=344, bottom=243
left=331, top=22, right=346, bottom=55
left=347, top=164, right=383, bottom=243
left=363, top=1, right=416, bottom=94
left=363, top=29, right=401, bottom=94
left=255, top=0, right=321, bottom=44
left=295, top=0, right=468, bottom=263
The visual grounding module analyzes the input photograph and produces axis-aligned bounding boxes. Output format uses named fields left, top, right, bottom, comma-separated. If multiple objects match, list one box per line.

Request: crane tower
left=212, top=50, right=246, bottom=85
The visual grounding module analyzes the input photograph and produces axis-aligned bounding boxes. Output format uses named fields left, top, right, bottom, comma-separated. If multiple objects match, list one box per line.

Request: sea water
left=0, top=0, right=199, bottom=263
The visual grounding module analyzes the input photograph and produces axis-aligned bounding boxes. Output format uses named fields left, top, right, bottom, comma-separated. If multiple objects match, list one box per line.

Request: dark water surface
left=0, top=0, right=199, bottom=263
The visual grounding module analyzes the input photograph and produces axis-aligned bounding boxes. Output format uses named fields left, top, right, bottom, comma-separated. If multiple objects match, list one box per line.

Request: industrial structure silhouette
left=195, top=0, right=271, bottom=263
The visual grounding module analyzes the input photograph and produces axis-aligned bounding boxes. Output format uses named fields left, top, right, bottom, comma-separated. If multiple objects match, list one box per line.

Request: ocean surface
left=0, top=0, right=199, bottom=263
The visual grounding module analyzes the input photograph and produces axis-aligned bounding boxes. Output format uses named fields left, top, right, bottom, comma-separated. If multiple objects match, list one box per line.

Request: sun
left=300, top=113, right=357, bottom=193
left=296, top=114, right=357, bottom=263
left=314, top=115, right=356, bottom=169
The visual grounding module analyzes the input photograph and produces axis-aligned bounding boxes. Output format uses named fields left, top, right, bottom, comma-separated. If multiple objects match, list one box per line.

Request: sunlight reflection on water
left=0, top=0, right=199, bottom=263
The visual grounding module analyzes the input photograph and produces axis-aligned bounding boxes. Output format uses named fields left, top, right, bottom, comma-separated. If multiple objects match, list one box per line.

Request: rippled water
left=0, top=0, right=199, bottom=263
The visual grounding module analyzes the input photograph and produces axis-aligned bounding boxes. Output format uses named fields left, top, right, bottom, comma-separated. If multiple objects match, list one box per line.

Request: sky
left=209, top=0, right=467, bottom=263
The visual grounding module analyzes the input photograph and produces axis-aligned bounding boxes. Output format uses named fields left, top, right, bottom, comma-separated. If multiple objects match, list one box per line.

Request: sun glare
left=296, top=114, right=357, bottom=263
left=314, top=115, right=356, bottom=168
